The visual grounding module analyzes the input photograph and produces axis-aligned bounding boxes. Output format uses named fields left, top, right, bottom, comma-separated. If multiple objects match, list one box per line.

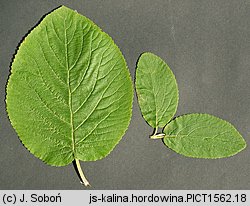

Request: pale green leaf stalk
left=6, top=6, right=133, bottom=186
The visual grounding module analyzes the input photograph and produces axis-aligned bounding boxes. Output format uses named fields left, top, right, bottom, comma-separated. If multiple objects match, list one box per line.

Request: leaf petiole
left=75, top=159, right=91, bottom=187
left=150, top=133, right=165, bottom=139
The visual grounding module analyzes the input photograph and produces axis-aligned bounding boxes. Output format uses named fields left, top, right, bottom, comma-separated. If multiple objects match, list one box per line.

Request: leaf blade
left=6, top=6, right=133, bottom=166
left=163, top=113, right=246, bottom=158
left=135, top=52, right=178, bottom=128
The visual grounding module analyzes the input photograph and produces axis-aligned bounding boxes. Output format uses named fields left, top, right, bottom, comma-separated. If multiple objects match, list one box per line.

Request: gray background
left=0, top=0, right=250, bottom=189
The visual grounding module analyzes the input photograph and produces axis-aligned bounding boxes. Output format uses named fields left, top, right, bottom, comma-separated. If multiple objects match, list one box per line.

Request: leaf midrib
left=148, top=68, right=158, bottom=128
left=63, top=16, right=76, bottom=156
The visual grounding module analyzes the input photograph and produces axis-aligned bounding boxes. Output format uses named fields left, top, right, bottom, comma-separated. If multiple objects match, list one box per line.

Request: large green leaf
left=163, top=114, right=246, bottom=158
left=6, top=6, right=133, bottom=184
left=135, top=52, right=178, bottom=129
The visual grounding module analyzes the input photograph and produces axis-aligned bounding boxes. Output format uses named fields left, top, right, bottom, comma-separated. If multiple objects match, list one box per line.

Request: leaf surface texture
left=135, top=52, right=178, bottom=128
left=163, top=114, right=246, bottom=158
left=6, top=6, right=133, bottom=166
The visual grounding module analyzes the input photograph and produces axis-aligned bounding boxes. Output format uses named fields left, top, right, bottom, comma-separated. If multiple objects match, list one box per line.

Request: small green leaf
left=163, top=114, right=246, bottom=158
left=135, top=52, right=178, bottom=129
left=6, top=6, right=133, bottom=185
